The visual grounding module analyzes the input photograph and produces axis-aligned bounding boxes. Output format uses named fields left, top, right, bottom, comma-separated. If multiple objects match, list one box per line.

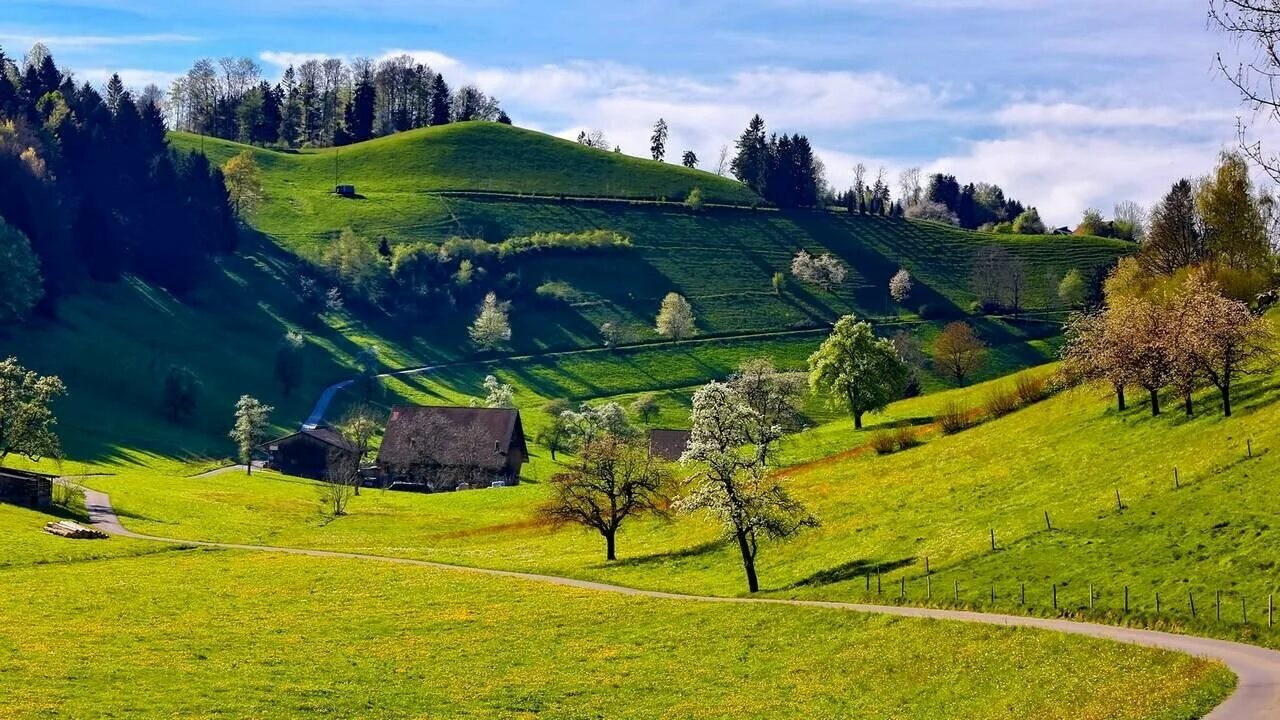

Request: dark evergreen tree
left=429, top=73, right=451, bottom=126
left=730, top=114, right=769, bottom=195
left=346, top=69, right=376, bottom=143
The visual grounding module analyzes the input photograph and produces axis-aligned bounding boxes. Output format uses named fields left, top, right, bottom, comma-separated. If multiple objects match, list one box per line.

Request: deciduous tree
left=274, top=330, right=305, bottom=397
left=677, top=381, right=818, bottom=592
left=655, top=292, right=696, bottom=340
left=469, top=292, right=512, bottom=349
left=808, top=316, right=909, bottom=430
left=222, top=150, right=263, bottom=220
left=931, top=321, right=987, bottom=386
left=0, top=357, right=65, bottom=463
left=229, top=395, right=272, bottom=475
left=543, top=435, right=672, bottom=560
left=889, top=268, right=913, bottom=303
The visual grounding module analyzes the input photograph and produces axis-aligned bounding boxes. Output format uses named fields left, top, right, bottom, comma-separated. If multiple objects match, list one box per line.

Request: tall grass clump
left=893, top=425, right=921, bottom=450
left=938, top=401, right=973, bottom=435
left=1015, top=373, right=1048, bottom=405
left=870, top=430, right=897, bottom=455
left=983, top=387, right=1021, bottom=418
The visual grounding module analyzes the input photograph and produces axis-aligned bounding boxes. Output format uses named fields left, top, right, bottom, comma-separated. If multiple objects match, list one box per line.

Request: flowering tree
left=1178, top=273, right=1275, bottom=416
left=471, top=375, right=515, bottom=408
left=889, top=268, right=913, bottom=303
left=676, top=381, right=817, bottom=592
left=229, top=395, right=272, bottom=475
left=470, top=292, right=512, bottom=349
left=791, top=250, right=847, bottom=291
left=655, top=292, right=696, bottom=340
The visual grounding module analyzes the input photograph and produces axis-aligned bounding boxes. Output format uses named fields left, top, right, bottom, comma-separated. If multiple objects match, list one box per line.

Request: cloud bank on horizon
left=3, top=0, right=1262, bottom=225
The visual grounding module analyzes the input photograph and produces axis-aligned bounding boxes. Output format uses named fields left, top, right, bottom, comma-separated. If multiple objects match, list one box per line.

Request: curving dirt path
left=82, top=488, right=1280, bottom=719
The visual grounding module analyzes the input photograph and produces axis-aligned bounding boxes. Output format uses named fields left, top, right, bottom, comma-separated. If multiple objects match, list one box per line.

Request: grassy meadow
left=0, top=548, right=1233, bottom=720
left=60, top=335, right=1280, bottom=649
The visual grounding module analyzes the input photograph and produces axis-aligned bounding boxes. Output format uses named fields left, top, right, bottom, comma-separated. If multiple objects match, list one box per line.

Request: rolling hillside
left=0, top=121, right=1128, bottom=459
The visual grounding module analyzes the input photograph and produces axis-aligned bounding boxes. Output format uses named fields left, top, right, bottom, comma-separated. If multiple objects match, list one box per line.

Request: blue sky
left=2, top=0, right=1256, bottom=223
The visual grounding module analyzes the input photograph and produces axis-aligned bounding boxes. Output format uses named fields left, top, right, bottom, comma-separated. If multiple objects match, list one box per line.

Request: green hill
left=170, top=122, right=757, bottom=205
left=0, top=122, right=1128, bottom=460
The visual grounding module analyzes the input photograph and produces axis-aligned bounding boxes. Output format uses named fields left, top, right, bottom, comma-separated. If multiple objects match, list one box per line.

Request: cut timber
left=43, top=520, right=108, bottom=540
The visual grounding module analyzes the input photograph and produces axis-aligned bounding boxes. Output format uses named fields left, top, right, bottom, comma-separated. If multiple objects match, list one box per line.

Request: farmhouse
left=0, top=468, right=55, bottom=511
left=262, top=426, right=359, bottom=480
left=647, top=429, right=691, bottom=462
left=377, top=406, right=527, bottom=491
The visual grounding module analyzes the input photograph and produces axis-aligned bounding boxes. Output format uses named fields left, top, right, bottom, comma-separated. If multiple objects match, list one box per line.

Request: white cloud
left=73, top=67, right=183, bottom=91
left=929, top=131, right=1233, bottom=226
left=997, top=102, right=1233, bottom=130
left=0, top=32, right=196, bottom=49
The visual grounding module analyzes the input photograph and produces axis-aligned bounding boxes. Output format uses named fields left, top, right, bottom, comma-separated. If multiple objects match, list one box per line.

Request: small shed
left=648, top=429, right=691, bottom=462
left=262, top=426, right=359, bottom=480
left=0, top=468, right=55, bottom=511
left=335, top=184, right=356, bottom=197
left=376, top=406, right=528, bottom=492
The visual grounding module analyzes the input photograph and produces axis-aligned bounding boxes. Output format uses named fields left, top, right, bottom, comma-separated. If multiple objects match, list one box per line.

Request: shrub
left=870, top=429, right=897, bottom=455
left=937, top=401, right=972, bottom=435
left=497, top=230, right=631, bottom=259
left=1014, top=373, right=1048, bottom=405
left=983, top=387, right=1021, bottom=418
left=893, top=425, right=920, bottom=450
left=535, top=280, right=580, bottom=304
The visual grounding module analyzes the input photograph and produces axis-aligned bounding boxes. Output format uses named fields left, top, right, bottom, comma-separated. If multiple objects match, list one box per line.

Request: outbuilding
left=0, top=468, right=55, bottom=511
left=261, top=426, right=359, bottom=480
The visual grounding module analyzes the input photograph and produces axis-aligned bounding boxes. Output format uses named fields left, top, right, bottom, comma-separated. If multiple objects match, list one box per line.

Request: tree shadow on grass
left=785, top=556, right=916, bottom=589
left=597, top=538, right=730, bottom=569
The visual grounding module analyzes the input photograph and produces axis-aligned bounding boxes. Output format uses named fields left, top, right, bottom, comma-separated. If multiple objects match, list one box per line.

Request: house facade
left=647, top=429, right=691, bottom=462
left=376, top=406, right=527, bottom=491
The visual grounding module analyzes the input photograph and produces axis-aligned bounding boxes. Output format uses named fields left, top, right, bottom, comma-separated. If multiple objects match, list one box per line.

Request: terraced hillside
left=0, top=122, right=1127, bottom=460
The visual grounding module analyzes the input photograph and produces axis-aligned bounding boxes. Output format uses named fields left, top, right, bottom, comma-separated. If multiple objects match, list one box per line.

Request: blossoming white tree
left=655, top=292, right=696, bottom=340
left=889, top=268, right=913, bottom=303
left=470, top=292, right=512, bottom=349
left=676, top=380, right=817, bottom=593
left=790, top=250, right=847, bottom=291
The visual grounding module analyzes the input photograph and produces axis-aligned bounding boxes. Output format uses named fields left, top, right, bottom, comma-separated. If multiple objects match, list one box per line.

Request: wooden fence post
left=1020, top=582, right=1026, bottom=606
left=1269, top=594, right=1273, bottom=628
left=1248, top=439, right=1253, bottom=458
left=924, top=556, right=929, bottom=574
left=990, top=528, right=996, bottom=551
left=1115, top=487, right=1123, bottom=511
left=1173, top=467, right=1179, bottom=489
left=1044, top=511, right=1052, bottom=531
left=926, top=574, right=931, bottom=601
left=1124, top=585, right=1129, bottom=613
left=1217, top=590, right=1222, bottom=621
left=877, top=570, right=882, bottom=596
left=954, top=579, right=959, bottom=603
left=1189, top=591, right=1196, bottom=619
left=866, top=572, right=870, bottom=592
left=1243, top=597, right=1248, bottom=624
left=900, top=577, right=905, bottom=601
left=1089, top=583, right=1094, bottom=610
left=1052, top=583, right=1058, bottom=610
left=990, top=584, right=995, bottom=603
left=1156, top=592, right=1161, bottom=615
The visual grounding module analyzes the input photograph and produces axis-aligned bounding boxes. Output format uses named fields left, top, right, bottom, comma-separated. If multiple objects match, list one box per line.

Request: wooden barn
left=261, top=426, right=359, bottom=480
left=0, top=468, right=55, bottom=511
left=647, top=429, right=691, bottom=462
left=376, top=406, right=527, bottom=492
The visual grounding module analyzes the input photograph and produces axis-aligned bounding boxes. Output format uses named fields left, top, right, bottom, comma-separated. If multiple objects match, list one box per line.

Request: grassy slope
left=0, top=550, right=1230, bottom=720
left=171, top=122, right=757, bottom=205
left=0, top=123, right=1120, bottom=460
left=78, top=334, right=1280, bottom=645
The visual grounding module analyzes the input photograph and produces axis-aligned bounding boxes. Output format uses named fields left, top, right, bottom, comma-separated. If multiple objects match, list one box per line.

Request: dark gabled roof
left=0, top=468, right=57, bottom=481
left=648, top=429, right=691, bottom=461
left=376, top=406, right=527, bottom=470
left=265, top=426, right=359, bottom=453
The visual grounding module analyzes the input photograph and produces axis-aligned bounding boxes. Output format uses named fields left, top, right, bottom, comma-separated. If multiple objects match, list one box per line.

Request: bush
left=983, top=387, right=1021, bottom=418
left=497, top=230, right=631, bottom=259
left=893, top=425, right=921, bottom=450
left=937, top=401, right=972, bottom=435
left=870, top=429, right=897, bottom=455
left=1015, top=373, right=1048, bottom=405
left=535, top=280, right=580, bottom=304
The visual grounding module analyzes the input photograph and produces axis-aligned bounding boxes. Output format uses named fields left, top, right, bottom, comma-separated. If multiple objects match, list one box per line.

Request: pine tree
left=730, top=114, right=768, bottom=195
left=429, top=73, right=451, bottom=126
left=650, top=118, right=668, bottom=161
left=346, top=68, right=376, bottom=142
